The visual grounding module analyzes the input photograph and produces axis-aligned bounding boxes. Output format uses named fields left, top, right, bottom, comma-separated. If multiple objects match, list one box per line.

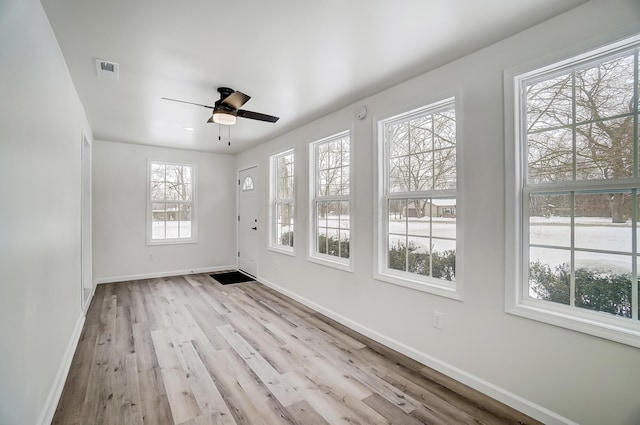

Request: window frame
left=147, top=159, right=197, bottom=245
left=505, top=32, right=640, bottom=348
left=375, top=96, right=462, bottom=300
left=308, top=130, right=353, bottom=271
left=269, top=148, right=296, bottom=255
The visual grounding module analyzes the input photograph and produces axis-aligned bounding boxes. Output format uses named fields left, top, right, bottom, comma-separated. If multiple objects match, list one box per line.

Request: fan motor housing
left=217, top=87, right=234, bottom=98
left=214, top=102, right=236, bottom=114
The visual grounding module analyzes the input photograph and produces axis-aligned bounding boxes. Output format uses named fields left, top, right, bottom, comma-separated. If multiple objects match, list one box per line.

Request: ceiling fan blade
left=237, top=109, right=279, bottom=123
left=221, top=91, right=251, bottom=110
left=161, top=97, right=214, bottom=109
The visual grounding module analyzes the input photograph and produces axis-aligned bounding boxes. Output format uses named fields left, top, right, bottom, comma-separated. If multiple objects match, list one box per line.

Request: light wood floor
left=53, top=273, right=541, bottom=425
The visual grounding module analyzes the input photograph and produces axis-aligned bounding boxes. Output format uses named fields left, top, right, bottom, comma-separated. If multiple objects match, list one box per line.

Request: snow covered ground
left=315, top=215, right=457, bottom=252
left=530, top=216, right=632, bottom=274
left=388, top=217, right=456, bottom=252
left=381, top=214, right=630, bottom=274
left=152, top=214, right=631, bottom=274
left=152, top=221, right=192, bottom=239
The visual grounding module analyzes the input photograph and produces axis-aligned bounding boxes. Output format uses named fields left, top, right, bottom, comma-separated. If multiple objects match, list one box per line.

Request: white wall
left=0, top=0, right=92, bottom=423
left=237, top=1, right=640, bottom=424
left=92, top=140, right=237, bottom=282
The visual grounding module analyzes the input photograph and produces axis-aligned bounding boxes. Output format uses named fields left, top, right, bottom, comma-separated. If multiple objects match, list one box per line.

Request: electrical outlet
left=433, top=311, right=444, bottom=330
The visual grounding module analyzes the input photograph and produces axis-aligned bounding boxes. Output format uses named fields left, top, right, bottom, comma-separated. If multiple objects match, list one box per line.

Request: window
left=270, top=149, right=295, bottom=252
left=377, top=98, right=458, bottom=298
left=310, top=131, right=351, bottom=269
left=507, top=34, right=640, bottom=346
left=241, top=176, right=254, bottom=191
left=148, top=161, right=195, bottom=244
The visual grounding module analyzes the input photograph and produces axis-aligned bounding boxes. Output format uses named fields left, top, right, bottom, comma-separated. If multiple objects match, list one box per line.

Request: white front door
left=238, top=167, right=258, bottom=277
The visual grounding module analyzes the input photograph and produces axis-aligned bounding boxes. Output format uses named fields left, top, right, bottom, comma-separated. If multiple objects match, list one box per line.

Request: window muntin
left=310, top=132, right=351, bottom=266
left=149, top=161, right=195, bottom=243
left=271, top=150, right=295, bottom=251
left=517, top=37, right=640, bottom=333
left=379, top=98, right=457, bottom=292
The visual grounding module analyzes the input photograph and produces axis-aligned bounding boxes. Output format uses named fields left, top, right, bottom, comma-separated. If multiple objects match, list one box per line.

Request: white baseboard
left=257, top=275, right=578, bottom=425
left=82, top=280, right=97, bottom=311
left=94, top=265, right=236, bottom=285
left=37, top=313, right=86, bottom=425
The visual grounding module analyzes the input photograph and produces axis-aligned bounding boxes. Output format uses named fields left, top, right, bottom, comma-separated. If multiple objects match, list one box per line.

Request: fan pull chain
left=218, top=124, right=221, bottom=141
left=228, top=125, right=231, bottom=146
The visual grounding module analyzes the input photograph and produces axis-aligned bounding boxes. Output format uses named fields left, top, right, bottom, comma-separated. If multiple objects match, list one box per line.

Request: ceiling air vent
left=95, top=59, right=119, bottom=81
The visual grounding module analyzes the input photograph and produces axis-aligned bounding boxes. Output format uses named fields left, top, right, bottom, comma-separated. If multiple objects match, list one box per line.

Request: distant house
left=431, top=199, right=457, bottom=218
left=401, top=199, right=456, bottom=218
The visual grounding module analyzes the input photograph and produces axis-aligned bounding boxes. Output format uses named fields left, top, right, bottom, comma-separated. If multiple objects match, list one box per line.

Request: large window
left=377, top=98, right=458, bottom=297
left=507, top=34, right=640, bottom=346
left=148, top=161, right=195, bottom=244
left=270, top=149, right=295, bottom=252
left=310, top=131, right=351, bottom=269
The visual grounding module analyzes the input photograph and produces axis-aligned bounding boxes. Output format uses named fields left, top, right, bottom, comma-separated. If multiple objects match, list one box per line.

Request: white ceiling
left=41, top=0, right=587, bottom=154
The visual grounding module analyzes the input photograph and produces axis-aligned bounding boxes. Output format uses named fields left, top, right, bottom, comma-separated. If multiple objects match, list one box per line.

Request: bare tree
left=276, top=153, right=294, bottom=225
left=526, top=54, right=635, bottom=223
left=316, top=138, right=349, bottom=217
left=150, top=163, right=192, bottom=221
left=387, top=110, right=456, bottom=217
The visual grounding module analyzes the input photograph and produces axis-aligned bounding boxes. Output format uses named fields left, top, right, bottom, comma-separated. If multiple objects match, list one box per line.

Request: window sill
left=147, top=238, right=197, bottom=246
left=507, top=299, right=640, bottom=349
left=307, top=254, right=352, bottom=273
left=375, top=271, right=462, bottom=301
left=268, top=245, right=295, bottom=257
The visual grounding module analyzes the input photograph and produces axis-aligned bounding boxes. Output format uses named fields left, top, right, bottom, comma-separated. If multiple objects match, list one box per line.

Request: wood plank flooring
left=53, top=273, right=541, bottom=425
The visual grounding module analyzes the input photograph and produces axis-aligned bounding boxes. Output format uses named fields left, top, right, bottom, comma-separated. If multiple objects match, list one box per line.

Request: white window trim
left=269, top=148, right=295, bottom=255
left=504, top=32, right=640, bottom=348
left=308, top=130, right=353, bottom=272
left=147, top=159, right=197, bottom=245
left=374, top=94, right=463, bottom=300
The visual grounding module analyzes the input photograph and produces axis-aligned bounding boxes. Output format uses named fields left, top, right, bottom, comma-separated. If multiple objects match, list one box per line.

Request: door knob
left=251, top=227, right=257, bottom=230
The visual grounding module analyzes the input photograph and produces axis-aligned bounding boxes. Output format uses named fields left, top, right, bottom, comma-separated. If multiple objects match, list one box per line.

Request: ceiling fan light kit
left=211, top=111, right=237, bottom=126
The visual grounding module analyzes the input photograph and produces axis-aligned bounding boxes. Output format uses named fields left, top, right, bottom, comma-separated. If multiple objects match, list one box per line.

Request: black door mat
left=210, top=271, right=255, bottom=285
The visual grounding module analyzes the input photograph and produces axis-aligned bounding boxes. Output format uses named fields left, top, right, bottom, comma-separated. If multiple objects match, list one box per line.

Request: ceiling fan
left=162, top=87, right=279, bottom=126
